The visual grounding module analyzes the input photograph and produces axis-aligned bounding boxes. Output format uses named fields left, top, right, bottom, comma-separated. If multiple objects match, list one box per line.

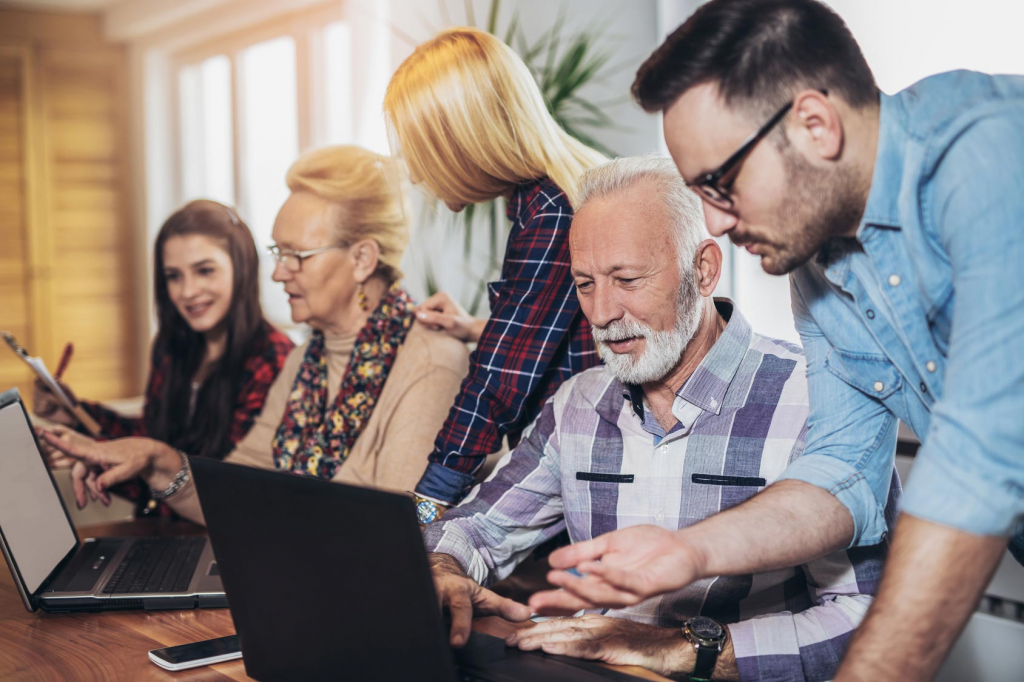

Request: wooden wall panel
left=0, top=9, right=139, bottom=406
left=41, top=48, right=137, bottom=402
left=0, top=51, right=33, bottom=399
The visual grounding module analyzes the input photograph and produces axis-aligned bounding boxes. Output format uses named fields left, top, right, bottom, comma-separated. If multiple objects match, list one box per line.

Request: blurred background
left=1, top=1, right=1023, bottom=676
left=4, top=0, right=1024, bottom=403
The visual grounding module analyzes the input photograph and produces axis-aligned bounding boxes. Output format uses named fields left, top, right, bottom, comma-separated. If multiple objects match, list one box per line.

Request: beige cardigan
left=168, top=322, right=470, bottom=524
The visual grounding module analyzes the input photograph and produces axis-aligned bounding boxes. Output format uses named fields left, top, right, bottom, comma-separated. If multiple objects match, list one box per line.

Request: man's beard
left=756, top=148, right=866, bottom=276
left=592, top=274, right=705, bottom=385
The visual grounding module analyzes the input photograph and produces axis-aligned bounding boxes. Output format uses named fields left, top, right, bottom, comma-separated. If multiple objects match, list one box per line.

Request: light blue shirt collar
left=858, top=91, right=907, bottom=236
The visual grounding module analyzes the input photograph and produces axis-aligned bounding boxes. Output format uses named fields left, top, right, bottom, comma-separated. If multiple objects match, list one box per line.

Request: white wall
left=828, top=0, right=1024, bottom=94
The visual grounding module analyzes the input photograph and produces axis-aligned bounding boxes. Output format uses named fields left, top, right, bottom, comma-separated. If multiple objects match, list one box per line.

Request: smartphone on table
left=148, top=634, right=241, bottom=671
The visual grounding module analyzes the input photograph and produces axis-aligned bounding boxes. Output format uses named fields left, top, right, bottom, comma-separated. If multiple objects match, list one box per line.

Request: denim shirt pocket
left=824, top=348, right=903, bottom=400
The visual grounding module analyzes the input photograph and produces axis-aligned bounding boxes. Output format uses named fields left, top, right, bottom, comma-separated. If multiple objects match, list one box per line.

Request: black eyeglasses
left=692, top=89, right=827, bottom=210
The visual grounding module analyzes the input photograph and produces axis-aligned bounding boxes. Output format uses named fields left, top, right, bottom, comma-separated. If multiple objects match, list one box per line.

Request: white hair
left=576, top=155, right=711, bottom=385
left=576, top=154, right=709, bottom=275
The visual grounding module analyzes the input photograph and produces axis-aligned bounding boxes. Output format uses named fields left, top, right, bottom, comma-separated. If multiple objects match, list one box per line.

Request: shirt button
left=866, top=309, right=876, bottom=319
left=660, top=445, right=668, bottom=455
left=656, top=511, right=665, bottom=523
left=926, top=361, right=937, bottom=373
left=888, top=274, right=901, bottom=287
left=873, top=381, right=885, bottom=392
left=920, top=381, right=928, bottom=393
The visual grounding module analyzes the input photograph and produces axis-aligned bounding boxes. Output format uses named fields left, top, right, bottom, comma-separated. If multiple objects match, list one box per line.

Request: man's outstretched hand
left=529, top=525, right=706, bottom=615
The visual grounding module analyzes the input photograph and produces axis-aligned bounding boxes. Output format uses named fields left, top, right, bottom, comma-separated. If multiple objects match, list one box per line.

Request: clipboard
left=2, top=331, right=102, bottom=437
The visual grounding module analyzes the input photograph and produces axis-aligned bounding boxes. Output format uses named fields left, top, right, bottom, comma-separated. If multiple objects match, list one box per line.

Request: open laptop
left=0, top=388, right=225, bottom=612
left=191, top=456, right=643, bottom=681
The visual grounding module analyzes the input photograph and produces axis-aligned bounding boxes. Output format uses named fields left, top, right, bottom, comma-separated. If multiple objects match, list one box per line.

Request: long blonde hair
left=383, top=27, right=606, bottom=208
left=285, top=145, right=410, bottom=283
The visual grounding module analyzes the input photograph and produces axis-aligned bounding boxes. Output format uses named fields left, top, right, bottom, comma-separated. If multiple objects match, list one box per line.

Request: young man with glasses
left=530, top=1, right=1024, bottom=680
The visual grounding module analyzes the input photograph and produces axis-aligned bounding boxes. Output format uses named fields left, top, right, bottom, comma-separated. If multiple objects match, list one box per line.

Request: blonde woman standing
left=384, top=27, right=607, bottom=518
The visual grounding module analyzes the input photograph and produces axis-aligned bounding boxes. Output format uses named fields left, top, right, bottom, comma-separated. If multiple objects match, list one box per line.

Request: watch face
left=687, top=616, right=725, bottom=642
left=416, top=500, right=439, bottom=525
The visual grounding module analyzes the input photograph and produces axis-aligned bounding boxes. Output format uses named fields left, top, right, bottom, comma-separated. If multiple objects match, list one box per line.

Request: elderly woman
left=43, top=145, right=470, bottom=524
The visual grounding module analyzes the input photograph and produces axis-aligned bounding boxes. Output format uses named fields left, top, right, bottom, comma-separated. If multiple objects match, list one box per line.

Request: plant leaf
left=486, top=0, right=501, bottom=34
left=437, top=0, right=451, bottom=28
left=542, top=6, right=568, bottom=84
left=424, top=262, right=439, bottom=297
left=503, top=8, right=520, bottom=46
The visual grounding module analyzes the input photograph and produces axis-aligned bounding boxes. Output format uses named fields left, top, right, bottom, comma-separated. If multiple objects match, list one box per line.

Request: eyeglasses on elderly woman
left=266, top=244, right=346, bottom=272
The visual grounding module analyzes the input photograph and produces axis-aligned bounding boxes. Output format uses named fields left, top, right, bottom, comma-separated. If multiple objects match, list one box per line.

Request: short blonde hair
left=383, top=27, right=606, bottom=208
left=285, top=145, right=410, bottom=283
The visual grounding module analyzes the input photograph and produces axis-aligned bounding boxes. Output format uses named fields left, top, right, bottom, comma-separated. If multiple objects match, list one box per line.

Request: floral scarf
left=272, top=284, right=415, bottom=479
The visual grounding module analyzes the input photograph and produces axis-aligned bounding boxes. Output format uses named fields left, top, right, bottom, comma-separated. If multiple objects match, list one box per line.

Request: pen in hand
left=55, top=343, right=74, bottom=381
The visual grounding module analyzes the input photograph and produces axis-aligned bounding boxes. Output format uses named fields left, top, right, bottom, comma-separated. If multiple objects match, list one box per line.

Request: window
left=178, top=55, right=234, bottom=207
left=170, top=6, right=381, bottom=331
left=237, top=36, right=299, bottom=325
left=322, top=21, right=353, bottom=146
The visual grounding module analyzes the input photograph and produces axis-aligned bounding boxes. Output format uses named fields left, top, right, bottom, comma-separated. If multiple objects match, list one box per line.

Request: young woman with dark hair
left=34, top=200, right=294, bottom=515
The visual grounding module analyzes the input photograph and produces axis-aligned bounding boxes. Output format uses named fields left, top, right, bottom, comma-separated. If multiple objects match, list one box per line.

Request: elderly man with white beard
left=422, top=156, right=900, bottom=682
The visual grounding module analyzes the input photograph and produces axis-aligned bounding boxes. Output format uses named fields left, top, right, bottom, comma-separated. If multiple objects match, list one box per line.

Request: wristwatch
left=683, top=616, right=727, bottom=681
left=412, top=495, right=444, bottom=525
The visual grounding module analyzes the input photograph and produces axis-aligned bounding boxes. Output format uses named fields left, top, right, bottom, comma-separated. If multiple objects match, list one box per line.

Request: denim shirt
left=779, top=71, right=1024, bottom=550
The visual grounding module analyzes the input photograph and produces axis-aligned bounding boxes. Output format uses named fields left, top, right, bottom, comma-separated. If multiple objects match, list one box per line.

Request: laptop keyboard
left=102, top=537, right=206, bottom=594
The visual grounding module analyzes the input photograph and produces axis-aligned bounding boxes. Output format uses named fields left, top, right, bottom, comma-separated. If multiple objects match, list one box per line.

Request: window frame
left=168, top=2, right=343, bottom=219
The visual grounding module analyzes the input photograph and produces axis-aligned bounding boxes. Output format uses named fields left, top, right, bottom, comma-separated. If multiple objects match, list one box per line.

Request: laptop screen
left=0, top=399, right=77, bottom=594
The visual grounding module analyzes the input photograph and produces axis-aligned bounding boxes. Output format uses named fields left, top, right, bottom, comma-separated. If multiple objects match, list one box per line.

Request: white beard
left=592, top=278, right=704, bottom=385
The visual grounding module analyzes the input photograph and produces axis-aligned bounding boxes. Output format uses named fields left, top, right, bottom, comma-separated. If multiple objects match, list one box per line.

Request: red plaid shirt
left=416, top=178, right=600, bottom=504
left=82, top=321, right=294, bottom=515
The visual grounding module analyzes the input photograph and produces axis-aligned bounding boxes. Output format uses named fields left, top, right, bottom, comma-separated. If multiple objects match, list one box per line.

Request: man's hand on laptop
left=507, top=614, right=719, bottom=678
left=429, top=553, right=531, bottom=647
left=40, top=428, right=182, bottom=508
left=528, top=525, right=704, bottom=615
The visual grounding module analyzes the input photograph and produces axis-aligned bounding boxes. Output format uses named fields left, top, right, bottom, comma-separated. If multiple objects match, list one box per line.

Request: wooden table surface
left=1, top=520, right=667, bottom=681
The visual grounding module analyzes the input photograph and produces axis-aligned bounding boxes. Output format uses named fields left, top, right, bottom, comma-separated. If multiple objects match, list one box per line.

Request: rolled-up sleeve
left=422, top=399, right=568, bottom=585
left=902, top=112, right=1024, bottom=537
left=776, top=277, right=897, bottom=547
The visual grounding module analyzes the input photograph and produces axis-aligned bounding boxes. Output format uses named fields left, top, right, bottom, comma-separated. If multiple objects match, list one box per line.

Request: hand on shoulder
left=415, top=292, right=486, bottom=344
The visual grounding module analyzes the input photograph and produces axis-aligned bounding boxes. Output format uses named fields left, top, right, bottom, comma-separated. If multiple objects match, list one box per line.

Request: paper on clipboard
left=2, top=331, right=101, bottom=436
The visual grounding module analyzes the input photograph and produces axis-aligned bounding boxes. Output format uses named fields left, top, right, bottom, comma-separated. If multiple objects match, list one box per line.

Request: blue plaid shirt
left=426, top=302, right=900, bottom=681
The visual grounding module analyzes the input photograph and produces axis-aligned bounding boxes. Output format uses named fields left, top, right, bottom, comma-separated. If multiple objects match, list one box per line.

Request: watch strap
left=689, top=643, right=719, bottom=681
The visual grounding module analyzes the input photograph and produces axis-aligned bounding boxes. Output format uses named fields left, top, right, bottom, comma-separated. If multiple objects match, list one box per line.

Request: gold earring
left=357, top=283, right=369, bottom=312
